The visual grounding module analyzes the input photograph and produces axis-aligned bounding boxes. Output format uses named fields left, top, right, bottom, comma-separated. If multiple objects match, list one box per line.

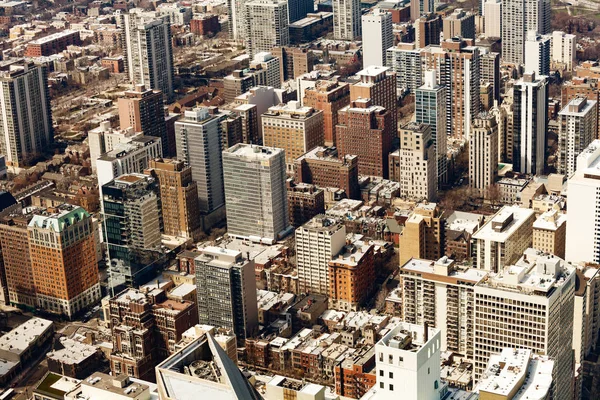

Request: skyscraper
left=361, top=9, right=393, bottom=68
left=398, top=122, right=437, bottom=201
left=501, top=0, right=550, bottom=64
left=442, top=8, right=475, bottom=40
left=512, top=72, right=548, bottom=175
left=175, top=108, right=225, bottom=215
left=245, top=0, right=289, bottom=57
left=333, top=0, right=361, bottom=40
left=524, top=30, right=551, bottom=76
left=469, top=113, right=499, bottom=191
left=414, top=13, right=442, bottom=49
left=552, top=31, right=576, bottom=70
left=195, top=247, right=258, bottom=341
left=558, top=97, right=597, bottom=175
left=410, top=0, right=434, bottom=21
left=222, top=144, right=291, bottom=243
left=0, top=60, right=53, bottom=168
left=483, top=0, right=502, bottom=38
left=415, top=70, right=447, bottom=185
left=122, top=12, right=174, bottom=102
left=386, top=43, right=423, bottom=94
left=350, top=66, right=397, bottom=134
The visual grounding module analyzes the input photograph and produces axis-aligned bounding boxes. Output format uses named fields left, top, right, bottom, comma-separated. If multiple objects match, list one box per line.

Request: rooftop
left=28, top=204, right=88, bottom=233
left=80, top=372, right=150, bottom=398
left=224, top=143, right=283, bottom=161
left=378, top=321, right=439, bottom=352
left=0, top=318, right=53, bottom=357
left=472, top=205, right=534, bottom=243
left=46, top=337, right=97, bottom=365
left=29, top=29, right=77, bottom=45
left=299, top=214, right=343, bottom=233
left=445, top=210, right=483, bottom=234
left=401, top=257, right=488, bottom=284
left=533, top=209, right=566, bottom=231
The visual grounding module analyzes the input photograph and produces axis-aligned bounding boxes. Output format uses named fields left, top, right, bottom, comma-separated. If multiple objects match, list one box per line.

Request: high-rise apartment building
left=249, top=52, right=282, bottom=89
left=386, top=43, right=423, bottom=95
left=233, top=104, right=260, bottom=145
left=479, top=50, right=501, bottom=103
left=512, top=72, right=548, bottom=175
left=175, top=107, right=225, bottom=215
left=532, top=209, right=566, bottom=259
left=400, top=257, right=488, bottom=359
left=303, top=79, right=350, bottom=146
left=558, top=97, right=597, bottom=176
left=333, top=0, right=361, bottom=40
left=410, top=0, right=434, bottom=21
left=223, top=144, right=291, bottom=243
left=287, top=181, right=325, bottom=227
left=329, top=240, right=374, bottom=311
left=88, top=123, right=138, bottom=172
left=414, top=13, right=442, bottom=49
left=350, top=66, right=397, bottom=134
left=336, top=99, right=394, bottom=178
left=473, top=249, right=575, bottom=400
left=272, top=47, right=316, bottom=81
left=562, top=79, right=600, bottom=139
left=472, top=205, right=535, bottom=272
left=415, top=70, right=447, bottom=185
left=362, top=9, right=393, bottom=68
left=118, top=84, right=169, bottom=156
left=29, top=205, right=101, bottom=318
left=0, top=60, right=53, bottom=168
left=262, top=101, right=324, bottom=169
left=295, top=146, right=361, bottom=199
left=195, top=247, right=258, bottom=341
left=296, top=215, right=346, bottom=295
left=398, top=122, right=437, bottom=201
left=483, top=0, right=501, bottom=38
left=122, top=12, right=174, bottom=102
left=524, top=30, right=551, bottom=76
left=145, top=159, right=202, bottom=241
left=573, top=265, right=600, bottom=365
left=245, top=0, right=289, bottom=57
left=469, top=113, right=498, bottom=191
left=442, top=8, right=475, bottom=40
left=398, top=203, right=444, bottom=266
left=552, top=30, right=576, bottom=70
left=501, top=0, right=551, bottom=64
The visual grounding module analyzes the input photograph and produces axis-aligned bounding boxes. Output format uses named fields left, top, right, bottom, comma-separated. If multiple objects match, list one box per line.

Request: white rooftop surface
left=169, top=283, right=196, bottom=297
left=446, top=211, right=483, bottom=233
left=571, top=139, right=600, bottom=179
left=473, top=206, right=534, bottom=242
left=559, top=97, right=597, bottom=117
left=320, top=309, right=346, bottom=321
left=224, top=144, right=283, bottom=160
left=114, top=288, right=147, bottom=303
left=476, top=348, right=553, bottom=399
left=50, top=375, right=81, bottom=393
left=356, top=65, right=389, bottom=78
left=533, top=209, right=566, bottom=231
left=47, top=337, right=97, bottom=364
left=0, top=318, right=53, bottom=356
left=256, top=290, right=294, bottom=310
left=332, top=242, right=372, bottom=266
left=401, top=258, right=488, bottom=283
left=0, top=358, right=18, bottom=377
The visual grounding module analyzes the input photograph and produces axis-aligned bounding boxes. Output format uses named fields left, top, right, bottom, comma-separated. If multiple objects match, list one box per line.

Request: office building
left=512, top=72, right=548, bottom=175
left=287, top=181, right=325, bottom=227
left=333, top=0, right=361, bottom=40
left=558, top=97, right=597, bottom=176
left=473, top=249, right=575, bottom=400
left=195, top=247, right=258, bottom=341
left=145, top=159, right=202, bottom=241
left=415, top=70, right=447, bottom=185
left=337, top=99, right=394, bottom=178
left=249, top=52, right=282, bottom=89
left=362, top=9, right=393, bottom=68
left=501, top=0, right=551, bottom=65
left=398, top=203, right=444, bottom=266
left=443, top=8, right=475, bottom=40
left=88, top=122, right=138, bottom=172
left=223, top=144, right=291, bottom=243
left=410, top=0, right=434, bottom=21
left=294, top=146, right=360, bottom=199
left=469, top=113, right=499, bottom=191
left=262, top=101, right=324, bottom=169
left=288, top=0, right=314, bottom=23
left=175, top=107, right=225, bottom=215
left=552, top=30, right=576, bottom=70
left=29, top=205, right=101, bottom=318
left=118, top=84, right=169, bottom=156
left=398, top=122, right=437, bottom=201
left=414, top=13, right=442, bottom=49
left=472, top=205, right=535, bottom=272
left=386, top=43, right=423, bottom=95
left=245, top=0, right=289, bottom=57
left=524, top=30, right=551, bottom=76
left=484, top=0, right=501, bottom=38
left=296, top=215, right=346, bottom=295
left=233, top=104, right=261, bottom=145
left=122, top=12, right=174, bottom=102
left=400, top=257, right=488, bottom=358
left=532, top=209, right=566, bottom=259
left=303, top=79, right=350, bottom=146
left=350, top=66, right=397, bottom=134
left=0, top=60, right=52, bottom=168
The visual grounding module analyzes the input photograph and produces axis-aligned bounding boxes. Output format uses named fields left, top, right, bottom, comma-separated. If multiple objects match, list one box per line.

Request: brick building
left=24, top=30, right=81, bottom=57
left=328, top=241, right=375, bottom=311
left=303, top=79, right=350, bottom=146
left=190, top=15, right=220, bottom=36
left=287, top=180, right=325, bottom=227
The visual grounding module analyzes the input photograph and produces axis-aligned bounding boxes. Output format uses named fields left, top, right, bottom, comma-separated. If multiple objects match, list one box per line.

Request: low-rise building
left=532, top=209, right=567, bottom=259
left=47, top=337, right=102, bottom=379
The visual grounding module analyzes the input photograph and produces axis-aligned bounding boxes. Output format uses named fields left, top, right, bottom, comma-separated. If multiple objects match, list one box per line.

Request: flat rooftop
left=47, top=337, right=97, bottom=365
left=472, top=206, right=534, bottom=243
left=224, top=143, right=283, bottom=160
left=401, top=258, right=488, bottom=284
left=0, top=318, right=53, bottom=357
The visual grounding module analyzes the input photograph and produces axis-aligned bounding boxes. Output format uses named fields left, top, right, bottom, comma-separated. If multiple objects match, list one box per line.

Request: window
left=389, top=372, right=393, bottom=379
left=380, top=370, right=383, bottom=377
left=389, top=384, right=394, bottom=391
left=380, top=382, right=384, bottom=389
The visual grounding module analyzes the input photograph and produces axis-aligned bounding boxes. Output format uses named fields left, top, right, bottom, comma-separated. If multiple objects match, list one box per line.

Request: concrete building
left=473, top=205, right=535, bottom=272
left=469, top=113, right=499, bottom=192
left=333, top=0, right=361, bottom=40
left=262, top=101, right=324, bottom=169
left=0, top=60, right=53, bottom=168
left=223, top=144, right=291, bottom=243
left=415, top=70, right=447, bottom=185
left=122, top=12, right=174, bottom=101
left=400, top=257, right=488, bottom=358
left=483, top=0, right=501, bottom=38
left=249, top=52, right=282, bottom=89
left=410, top=0, right=434, bottom=22
left=303, top=79, right=350, bottom=146
left=524, top=30, right=551, bottom=76
left=362, top=9, right=393, bottom=68
left=28, top=205, right=101, bottom=318
left=0, top=317, right=53, bottom=365
left=118, top=84, right=169, bottom=157
left=386, top=43, right=423, bottom=95
left=195, top=247, right=258, bottom=341
left=65, top=373, right=152, bottom=400
left=245, top=0, right=289, bottom=57
left=414, top=13, right=442, bottom=49
left=501, top=0, right=551, bottom=65
left=398, top=203, right=444, bottom=266
left=288, top=0, right=315, bottom=23
left=573, top=266, right=600, bottom=366
left=266, top=376, right=326, bottom=399
left=479, top=50, right=501, bottom=103
left=175, top=107, right=225, bottom=215
left=88, top=122, right=139, bottom=172
left=443, top=9, right=475, bottom=40
left=512, top=72, right=548, bottom=175
left=336, top=99, right=394, bottom=178
left=232, top=104, right=260, bottom=145
left=272, top=46, right=316, bottom=81
left=532, top=209, right=566, bottom=259
left=552, top=30, right=576, bottom=70
left=444, top=211, right=484, bottom=261
left=398, top=122, right=436, bottom=201
left=473, top=249, right=575, bottom=400
left=350, top=66, right=397, bottom=134
left=296, top=215, right=346, bottom=295
left=558, top=97, right=597, bottom=176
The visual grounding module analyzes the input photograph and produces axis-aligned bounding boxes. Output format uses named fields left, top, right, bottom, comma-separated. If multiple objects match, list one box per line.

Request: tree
left=485, top=183, right=502, bottom=207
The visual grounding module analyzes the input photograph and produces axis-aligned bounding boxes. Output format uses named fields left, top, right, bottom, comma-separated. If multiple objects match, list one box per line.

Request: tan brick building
left=303, top=79, right=350, bottom=146
left=532, top=209, right=567, bottom=259
left=398, top=203, right=444, bottom=266
left=328, top=241, right=374, bottom=311
left=350, top=66, right=397, bottom=134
